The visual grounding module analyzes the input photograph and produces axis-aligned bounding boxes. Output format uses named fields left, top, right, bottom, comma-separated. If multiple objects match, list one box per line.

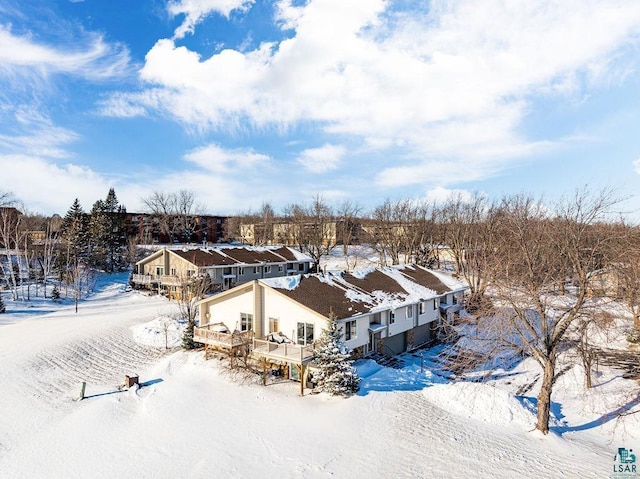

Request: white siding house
left=195, top=265, right=468, bottom=360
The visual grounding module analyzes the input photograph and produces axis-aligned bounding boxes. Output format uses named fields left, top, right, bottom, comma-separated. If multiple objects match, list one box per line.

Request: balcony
left=194, top=324, right=254, bottom=349
left=252, top=338, right=314, bottom=364
left=161, top=275, right=183, bottom=286
left=131, top=274, right=160, bottom=285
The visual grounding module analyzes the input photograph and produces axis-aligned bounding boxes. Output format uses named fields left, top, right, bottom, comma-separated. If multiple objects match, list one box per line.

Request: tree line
left=233, top=189, right=640, bottom=435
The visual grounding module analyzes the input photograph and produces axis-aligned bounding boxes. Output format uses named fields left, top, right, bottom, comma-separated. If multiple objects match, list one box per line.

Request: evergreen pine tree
left=61, top=199, right=89, bottom=313
left=61, top=198, right=88, bottom=261
left=87, top=189, right=126, bottom=272
left=103, top=188, right=126, bottom=271
left=182, top=319, right=196, bottom=349
left=51, top=285, right=60, bottom=301
left=89, top=199, right=108, bottom=270
left=312, top=313, right=361, bottom=396
left=0, top=294, right=6, bottom=314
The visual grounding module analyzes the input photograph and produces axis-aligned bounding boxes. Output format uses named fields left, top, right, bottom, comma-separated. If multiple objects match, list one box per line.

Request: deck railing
left=131, top=274, right=160, bottom=285
left=252, top=338, right=314, bottom=363
left=161, top=275, right=183, bottom=286
left=194, top=326, right=253, bottom=348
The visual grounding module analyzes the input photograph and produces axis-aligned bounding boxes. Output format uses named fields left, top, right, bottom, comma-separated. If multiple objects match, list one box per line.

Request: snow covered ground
left=0, top=274, right=638, bottom=478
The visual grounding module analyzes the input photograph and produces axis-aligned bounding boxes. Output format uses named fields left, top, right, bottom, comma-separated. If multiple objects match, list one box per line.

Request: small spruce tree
left=0, top=294, right=6, bottom=314
left=51, top=286, right=60, bottom=301
left=313, top=313, right=361, bottom=396
left=182, top=319, right=196, bottom=349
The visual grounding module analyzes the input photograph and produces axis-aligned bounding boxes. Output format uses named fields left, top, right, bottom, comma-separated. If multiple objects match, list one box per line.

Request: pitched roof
left=274, top=276, right=369, bottom=319
left=342, top=270, right=408, bottom=295
left=396, top=265, right=452, bottom=295
left=221, top=247, right=288, bottom=264
left=152, top=245, right=312, bottom=268
left=262, top=265, right=464, bottom=320
left=270, top=246, right=298, bottom=262
left=173, top=249, right=237, bottom=266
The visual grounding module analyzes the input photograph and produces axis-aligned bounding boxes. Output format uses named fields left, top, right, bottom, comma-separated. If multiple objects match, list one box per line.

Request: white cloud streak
left=168, top=0, right=255, bottom=39
left=0, top=24, right=131, bottom=82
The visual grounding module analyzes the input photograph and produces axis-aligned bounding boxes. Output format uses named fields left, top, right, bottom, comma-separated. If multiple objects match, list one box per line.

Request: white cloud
left=105, top=0, right=640, bottom=187
left=296, top=144, right=345, bottom=173
left=0, top=24, right=131, bottom=82
left=182, top=143, right=270, bottom=173
left=0, top=109, right=79, bottom=159
left=0, top=155, right=113, bottom=214
left=168, top=0, right=255, bottom=39
left=424, top=187, right=474, bottom=205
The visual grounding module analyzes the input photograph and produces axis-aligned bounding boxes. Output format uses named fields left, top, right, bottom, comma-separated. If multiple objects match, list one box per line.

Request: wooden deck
left=251, top=338, right=314, bottom=364
left=194, top=326, right=253, bottom=349
left=131, top=273, right=160, bottom=285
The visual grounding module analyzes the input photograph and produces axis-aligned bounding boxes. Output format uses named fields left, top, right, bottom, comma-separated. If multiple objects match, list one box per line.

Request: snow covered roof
left=139, top=246, right=312, bottom=268
left=261, top=265, right=465, bottom=320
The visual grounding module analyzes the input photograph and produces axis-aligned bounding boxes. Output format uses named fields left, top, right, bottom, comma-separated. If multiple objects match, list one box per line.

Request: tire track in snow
left=382, top=391, right=607, bottom=478
left=9, top=324, right=173, bottom=410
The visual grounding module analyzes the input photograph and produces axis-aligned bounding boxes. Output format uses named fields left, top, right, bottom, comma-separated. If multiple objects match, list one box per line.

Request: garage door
left=383, top=332, right=406, bottom=355
left=412, top=323, right=432, bottom=347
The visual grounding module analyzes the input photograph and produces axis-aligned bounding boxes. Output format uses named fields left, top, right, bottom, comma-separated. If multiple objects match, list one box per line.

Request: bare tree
left=142, top=191, right=174, bottom=241
left=477, top=189, right=623, bottom=434
left=179, top=274, right=212, bottom=349
left=613, top=230, right=640, bottom=329
left=0, top=198, right=26, bottom=301
left=142, top=190, right=204, bottom=243
left=39, top=218, right=60, bottom=299
left=302, top=194, right=337, bottom=271
left=336, top=200, right=362, bottom=255
left=368, top=199, right=413, bottom=266
left=255, top=202, right=276, bottom=246
left=282, top=202, right=307, bottom=251
left=441, top=193, right=500, bottom=310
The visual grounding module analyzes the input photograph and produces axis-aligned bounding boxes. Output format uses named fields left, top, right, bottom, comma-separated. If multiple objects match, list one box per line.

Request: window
left=187, top=269, right=194, bottom=278
left=253, top=266, right=258, bottom=274
left=406, top=306, right=413, bottom=318
left=419, top=302, right=425, bottom=315
left=264, top=265, right=272, bottom=274
left=170, top=268, right=176, bottom=276
left=238, top=267, right=245, bottom=276
left=278, top=265, right=284, bottom=272
left=269, top=317, right=279, bottom=333
left=297, top=322, right=314, bottom=345
left=433, top=299, right=438, bottom=310
left=298, top=263, right=305, bottom=271
left=155, top=266, right=164, bottom=276
left=389, top=310, right=395, bottom=324
left=345, top=320, right=357, bottom=341
left=240, top=313, right=253, bottom=331
left=453, top=294, right=458, bottom=304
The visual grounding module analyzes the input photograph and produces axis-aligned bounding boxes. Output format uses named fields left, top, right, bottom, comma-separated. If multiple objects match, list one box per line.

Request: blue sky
left=1, top=0, right=640, bottom=217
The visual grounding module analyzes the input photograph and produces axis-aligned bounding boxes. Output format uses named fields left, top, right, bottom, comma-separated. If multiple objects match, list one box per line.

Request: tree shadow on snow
left=355, top=354, right=447, bottom=396
left=550, top=393, right=640, bottom=435
left=515, top=395, right=566, bottom=427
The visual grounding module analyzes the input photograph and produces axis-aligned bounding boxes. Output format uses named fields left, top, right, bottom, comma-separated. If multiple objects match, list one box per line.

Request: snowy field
left=0, top=274, right=639, bottom=478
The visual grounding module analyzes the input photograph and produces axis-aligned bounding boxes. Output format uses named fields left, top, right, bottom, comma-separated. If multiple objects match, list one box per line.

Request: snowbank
left=131, top=316, right=184, bottom=349
left=423, top=381, right=536, bottom=429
